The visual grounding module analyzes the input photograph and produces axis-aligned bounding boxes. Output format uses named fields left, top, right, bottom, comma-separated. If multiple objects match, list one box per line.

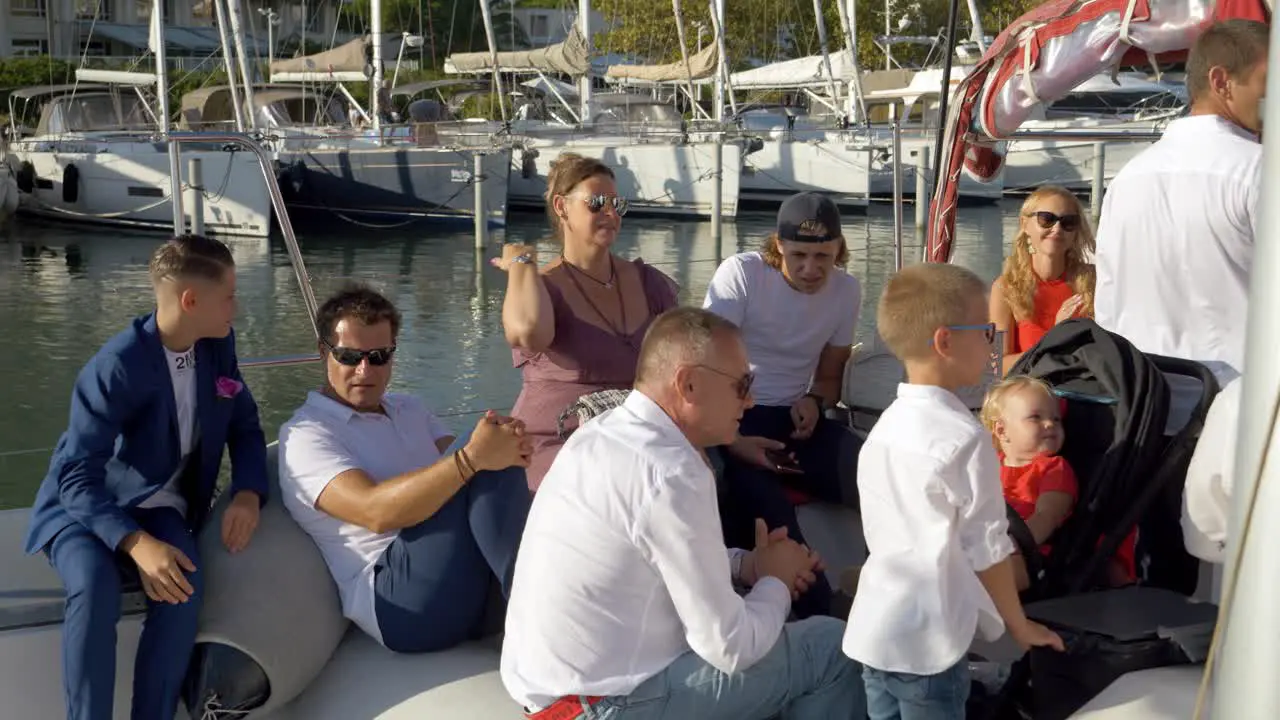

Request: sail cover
left=605, top=42, right=719, bottom=82
left=271, top=36, right=369, bottom=81
left=445, top=25, right=591, bottom=76
left=728, top=52, right=858, bottom=89
left=925, top=0, right=1271, bottom=264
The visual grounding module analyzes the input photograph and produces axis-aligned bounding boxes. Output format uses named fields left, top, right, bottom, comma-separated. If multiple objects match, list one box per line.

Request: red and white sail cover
left=925, top=0, right=1270, bottom=263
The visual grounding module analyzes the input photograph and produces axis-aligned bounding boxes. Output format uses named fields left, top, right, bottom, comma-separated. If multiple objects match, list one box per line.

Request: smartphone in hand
left=764, top=448, right=803, bottom=474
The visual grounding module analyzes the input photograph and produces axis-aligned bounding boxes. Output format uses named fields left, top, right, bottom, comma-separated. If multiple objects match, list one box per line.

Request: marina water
left=0, top=202, right=1024, bottom=508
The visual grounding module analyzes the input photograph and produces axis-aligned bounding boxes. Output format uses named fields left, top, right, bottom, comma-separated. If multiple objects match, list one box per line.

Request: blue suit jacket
left=24, top=313, right=269, bottom=555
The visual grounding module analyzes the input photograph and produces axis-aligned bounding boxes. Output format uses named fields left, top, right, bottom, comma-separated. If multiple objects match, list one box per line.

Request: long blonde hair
left=999, top=186, right=1096, bottom=322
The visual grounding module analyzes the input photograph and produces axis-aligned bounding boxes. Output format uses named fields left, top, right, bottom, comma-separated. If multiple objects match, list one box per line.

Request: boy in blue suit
left=24, top=234, right=269, bottom=720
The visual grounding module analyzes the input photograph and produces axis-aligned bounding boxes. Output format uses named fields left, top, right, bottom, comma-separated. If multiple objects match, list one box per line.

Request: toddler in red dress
left=981, top=376, right=1134, bottom=590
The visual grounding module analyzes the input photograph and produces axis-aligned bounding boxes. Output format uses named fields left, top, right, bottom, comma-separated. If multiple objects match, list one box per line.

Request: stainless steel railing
left=164, top=132, right=319, bottom=338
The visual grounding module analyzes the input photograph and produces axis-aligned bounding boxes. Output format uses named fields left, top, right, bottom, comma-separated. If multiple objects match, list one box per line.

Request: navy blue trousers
left=374, top=447, right=531, bottom=654
left=719, top=404, right=863, bottom=619
left=46, top=506, right=203, bottom=720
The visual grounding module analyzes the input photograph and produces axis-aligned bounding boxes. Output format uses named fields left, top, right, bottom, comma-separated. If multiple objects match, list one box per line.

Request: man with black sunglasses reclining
left=277, top=284, right=533, bottom=653
left=702, top=192, right=864, bottom=619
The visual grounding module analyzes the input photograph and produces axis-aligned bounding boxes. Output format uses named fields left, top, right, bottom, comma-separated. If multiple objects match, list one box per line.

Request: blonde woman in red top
left=990, top=185, right=1097, bottom=374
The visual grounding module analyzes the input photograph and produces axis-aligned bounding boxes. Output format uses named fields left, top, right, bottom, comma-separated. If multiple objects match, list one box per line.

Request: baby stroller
left=972, top=319, right=1222, bottom=720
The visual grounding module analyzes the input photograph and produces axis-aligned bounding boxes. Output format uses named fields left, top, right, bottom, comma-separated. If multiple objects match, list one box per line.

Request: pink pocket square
left=216, top=376, right=244, bottom=399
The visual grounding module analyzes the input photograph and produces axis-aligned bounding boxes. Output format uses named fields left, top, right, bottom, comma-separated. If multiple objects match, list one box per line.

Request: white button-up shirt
left=501, top=391, right=792, bottom=710
left=1182, top=376, right=1243, bottom=566
left=843, top=384, right=1014, bottom=675
left=277, top=391, right=453, bottom=644
left=1094, top=115, right=1260, bottom=425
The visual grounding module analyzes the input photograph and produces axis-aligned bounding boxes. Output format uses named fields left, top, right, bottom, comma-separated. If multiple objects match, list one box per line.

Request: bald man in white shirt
left=502, top=307, right=865, bottom=720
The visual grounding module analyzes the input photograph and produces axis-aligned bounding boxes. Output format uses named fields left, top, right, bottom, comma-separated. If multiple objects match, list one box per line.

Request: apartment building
left=0, top=0, right=339, bottom=61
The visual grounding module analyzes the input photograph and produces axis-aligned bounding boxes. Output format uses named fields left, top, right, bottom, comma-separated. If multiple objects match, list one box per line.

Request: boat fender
left=279, top=160, right=307, bottom=200
left=182, top=444, right=349, bottom=717
left=62, top=164, right=80, bottom=203
left=520, top=148, right=539, bottom=179
left=16, top=162, right=35, bottom=194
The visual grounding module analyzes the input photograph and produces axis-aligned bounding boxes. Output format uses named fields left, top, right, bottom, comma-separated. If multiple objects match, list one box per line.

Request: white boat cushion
left=193, top=443, right=349, bottom=715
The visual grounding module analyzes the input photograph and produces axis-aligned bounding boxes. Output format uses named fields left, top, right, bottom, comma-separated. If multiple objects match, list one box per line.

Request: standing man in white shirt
left=1095, top=19, right=1267, bottom=417
left=703, top=191, right=863, bottom=619
left=502, top=307, right=865, bottom=720
left=1093, top=18, right=1267, bottom=595
left=278, top=285, right=533, bottom=653
left=845, top=263, right=1062, bottom=719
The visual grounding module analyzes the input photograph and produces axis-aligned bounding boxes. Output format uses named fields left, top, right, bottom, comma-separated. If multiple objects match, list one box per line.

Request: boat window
left=592, top=102, right=682, bottom=126
left=1048, top=90, right=1186, bottom=116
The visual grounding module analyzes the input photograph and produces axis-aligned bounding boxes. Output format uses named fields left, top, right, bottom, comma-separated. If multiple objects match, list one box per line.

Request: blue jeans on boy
left=583, top=616, right=865, bottom=719
left=863, top=661, right=970, bottom=720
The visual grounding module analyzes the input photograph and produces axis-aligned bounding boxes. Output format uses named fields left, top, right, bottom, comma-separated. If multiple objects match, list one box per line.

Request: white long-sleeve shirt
left=500, top=391, right=792, bottom=711
left=843, top=384, right=1014, bottom=675
left=1182, top=376, right=1244, bottom=565
left=1094, top=115, right=1260, bottom=429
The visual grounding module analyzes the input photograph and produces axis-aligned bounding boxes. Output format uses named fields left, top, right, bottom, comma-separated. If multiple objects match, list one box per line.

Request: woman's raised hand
left=1054, top=294, right=1085, bottom=325
left=490, top=243, right=538, bottom=272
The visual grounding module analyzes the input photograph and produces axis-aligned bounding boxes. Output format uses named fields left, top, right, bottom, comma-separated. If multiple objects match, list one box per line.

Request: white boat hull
left=509, top=139, right=741, bottom=218
left=5, top=138, right=273, bottom=238
left=1002, top=117, right=1171, bottom=193
left=867, top=136, right=1007, bottom=202
left=739, top=136, right=872, bottom=208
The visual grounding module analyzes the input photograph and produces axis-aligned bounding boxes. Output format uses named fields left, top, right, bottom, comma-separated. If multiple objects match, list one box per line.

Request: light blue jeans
left=862, top=660, right=970, bottom=720
left=585, top=616, right=865, bottom=720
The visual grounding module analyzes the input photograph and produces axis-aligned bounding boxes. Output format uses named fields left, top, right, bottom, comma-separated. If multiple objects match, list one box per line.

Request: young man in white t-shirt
left=703, top=192, right=863, bottom=618
left=278, top=285, right=533, bottom=652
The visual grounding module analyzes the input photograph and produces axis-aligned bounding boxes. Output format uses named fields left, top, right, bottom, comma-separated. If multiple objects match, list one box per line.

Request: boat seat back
left=0, top=513, right=146, bottom=633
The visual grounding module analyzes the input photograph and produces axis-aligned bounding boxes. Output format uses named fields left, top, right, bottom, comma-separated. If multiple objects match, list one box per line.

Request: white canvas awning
left=270, top=37, right=369, bottom=83
left=604, top=42, right=719, bottom=83
left=729, top=52, right=857, bottom=90
left=445, top=25, right=591, bottom=76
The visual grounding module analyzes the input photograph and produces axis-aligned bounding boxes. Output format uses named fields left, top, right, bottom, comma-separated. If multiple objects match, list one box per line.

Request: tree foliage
left=337, top=0, right=529, bottom=66
left=595, top=0, right=1043, bottom=71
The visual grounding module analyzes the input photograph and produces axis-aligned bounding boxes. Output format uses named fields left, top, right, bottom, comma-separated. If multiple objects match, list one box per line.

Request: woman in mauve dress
left=990, top=185, right=1097, bottom=374
left=494, top=153, right=680, bottom=491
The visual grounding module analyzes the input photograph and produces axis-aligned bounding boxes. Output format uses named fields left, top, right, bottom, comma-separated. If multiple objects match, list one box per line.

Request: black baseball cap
left=776, top=192, right=842, bottom=243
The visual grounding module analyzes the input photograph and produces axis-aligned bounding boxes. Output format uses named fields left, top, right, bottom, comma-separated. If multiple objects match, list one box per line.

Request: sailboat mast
left=835, top=0, right=866, bottom=124
left=965, top=0, right=988, bottom=54
left=670, top=0, right=699, bottom=119
left=810, top=0, right=841, bottom=115
left=212, top=0, right=246, bottom=132
left=372, top=0, right=384, bottom=141
left=711, top=0, right=728, bottom=121
left=477, top=0, right=509, bottom=121
left=227, top=0, right=258, bottom=131
left=579, top=0, right=592, bottom=122
left=151, top=0, right=185, bottom=232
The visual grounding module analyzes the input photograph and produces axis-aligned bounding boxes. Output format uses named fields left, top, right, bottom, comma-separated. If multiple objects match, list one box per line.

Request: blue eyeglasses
left=944, top=323, right=997, bottom=344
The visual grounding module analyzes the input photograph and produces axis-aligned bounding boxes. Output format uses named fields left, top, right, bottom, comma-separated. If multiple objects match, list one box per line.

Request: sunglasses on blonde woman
left=1032, top=211, right=1080, bottom=232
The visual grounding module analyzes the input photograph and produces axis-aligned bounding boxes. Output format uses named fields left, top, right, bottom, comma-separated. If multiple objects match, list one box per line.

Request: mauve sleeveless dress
left=509, top=259, right=679, bottom=491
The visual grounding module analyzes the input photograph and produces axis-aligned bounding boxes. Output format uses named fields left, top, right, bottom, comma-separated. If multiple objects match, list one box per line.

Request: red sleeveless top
left=1013, top=276, right=1076, bottom=353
